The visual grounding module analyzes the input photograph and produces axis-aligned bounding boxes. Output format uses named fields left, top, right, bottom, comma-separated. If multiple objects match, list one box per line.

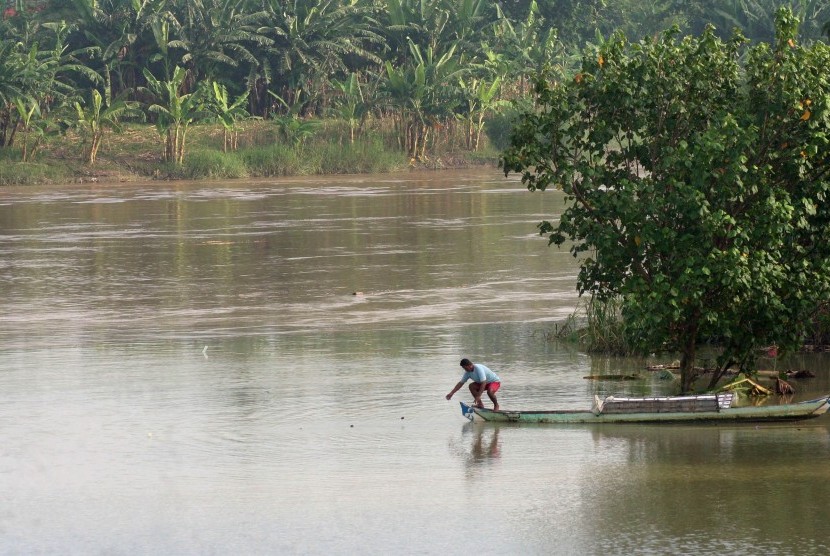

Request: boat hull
left=460, top=396, right=830, bottom=424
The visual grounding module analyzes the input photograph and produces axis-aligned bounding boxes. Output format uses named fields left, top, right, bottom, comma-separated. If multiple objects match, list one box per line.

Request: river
left=1, top=169, right=829, bottom=555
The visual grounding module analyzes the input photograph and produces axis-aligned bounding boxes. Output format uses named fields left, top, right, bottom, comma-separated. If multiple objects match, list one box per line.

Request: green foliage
left=313, top=136, right=408, bottom=174
left=239, top=142, right=303, bottom=176
left=6, top=0, right=829, bottom=173
left=331, top=72, right=368, bottom=144
left=181, top=148, right=248, bottom=178
left=382, top=39, right=466, bottom=159
left=142, top=65, right=205, bottom=163
left=583, top=295, right=631, bottom=355
left=0, top=161, right=69, bottom=185
left=484, top=101, right=528, bottom=151
left=204, top=81, right=250, bottom=151
left=68, top=85, right=144, bottom=165
left=687, top=1, right=830, bottom=43
left=503, top=9, right=830, bottom=392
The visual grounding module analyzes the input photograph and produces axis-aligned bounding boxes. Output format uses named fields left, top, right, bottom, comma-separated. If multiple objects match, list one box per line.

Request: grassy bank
left=0, top=119, right=501, bottom=186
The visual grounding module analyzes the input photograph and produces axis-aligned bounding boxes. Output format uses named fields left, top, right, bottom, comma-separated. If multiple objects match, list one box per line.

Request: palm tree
left=1, top=20, right=101, bottom=150
left=490, top=2, right=566, bottom=97
left=382, top=0, right=450, bottom=63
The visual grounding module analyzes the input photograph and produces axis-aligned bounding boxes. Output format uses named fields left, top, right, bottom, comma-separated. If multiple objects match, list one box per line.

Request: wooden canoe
left=459, top=394, right=830, bottom=424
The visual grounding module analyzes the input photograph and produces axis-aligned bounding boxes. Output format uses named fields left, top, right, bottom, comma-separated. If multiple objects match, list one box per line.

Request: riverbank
left=0, top=120, right=501, bottom=186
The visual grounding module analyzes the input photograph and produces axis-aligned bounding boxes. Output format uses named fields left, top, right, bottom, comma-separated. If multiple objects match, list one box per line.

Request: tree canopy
left=502, top=8, right=830, bottom=392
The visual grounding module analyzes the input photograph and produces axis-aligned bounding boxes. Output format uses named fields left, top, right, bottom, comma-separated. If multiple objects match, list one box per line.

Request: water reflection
left=581, top=424, right=830, bottom=555
left=452, top=422, right=502, bottom=468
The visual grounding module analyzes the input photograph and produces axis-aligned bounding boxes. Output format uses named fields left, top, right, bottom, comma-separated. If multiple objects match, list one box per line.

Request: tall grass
left=0, top=160, right=70, bottom=185
left=239, top=143, right=306, bottom=176
left=180, top=149, right=248, bottom=179
left=546, top=296, right=631, bottom=354
left=313, top=136, right=407, bottom=174
left=583, top=295, right=631, bottom=355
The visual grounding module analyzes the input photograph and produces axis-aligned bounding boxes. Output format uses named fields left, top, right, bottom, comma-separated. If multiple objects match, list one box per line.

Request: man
left=445, top=358, right=501, bottom=411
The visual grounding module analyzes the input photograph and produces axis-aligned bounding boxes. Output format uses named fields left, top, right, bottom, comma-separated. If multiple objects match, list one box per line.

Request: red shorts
left=486, top=382, right=501, bottom=394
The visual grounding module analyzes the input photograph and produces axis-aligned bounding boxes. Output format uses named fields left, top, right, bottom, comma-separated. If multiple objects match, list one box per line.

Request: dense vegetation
left=503, top=8, right=830, bottom=391
left=1, top=0, right=829, bottom=179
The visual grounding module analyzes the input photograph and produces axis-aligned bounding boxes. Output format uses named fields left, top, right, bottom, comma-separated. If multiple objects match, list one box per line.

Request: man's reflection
left=461, top=422, right=501, bottom=464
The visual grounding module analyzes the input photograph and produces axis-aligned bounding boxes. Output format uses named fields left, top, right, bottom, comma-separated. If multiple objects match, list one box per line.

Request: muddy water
left=1, top=170, right=829, bottom=555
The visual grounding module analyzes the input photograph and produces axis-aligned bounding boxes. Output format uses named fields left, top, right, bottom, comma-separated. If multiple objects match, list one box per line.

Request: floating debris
left=583, top=374, right=643, bottom=381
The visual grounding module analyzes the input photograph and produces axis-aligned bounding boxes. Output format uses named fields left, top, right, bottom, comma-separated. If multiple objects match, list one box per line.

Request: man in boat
left=445, top=358, right=501, bottom=411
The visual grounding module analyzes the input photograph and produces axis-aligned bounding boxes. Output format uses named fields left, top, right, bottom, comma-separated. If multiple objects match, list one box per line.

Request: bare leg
left=487, top=389, right=499, bottom=411
left=468, top=383, right=485, bottom=407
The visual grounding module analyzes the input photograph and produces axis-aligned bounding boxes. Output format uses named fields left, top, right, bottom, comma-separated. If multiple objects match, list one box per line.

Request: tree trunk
left=679, top=321, right=699, bottom=393
left=21, top=130, right=28, bottom=162
left=165, top=129, right=175, bottom=162
left=474, top=114, right=485, bottom=151
left=89, top=131, right=102, bottom=165
left=178, top=126, right=187, bottom=164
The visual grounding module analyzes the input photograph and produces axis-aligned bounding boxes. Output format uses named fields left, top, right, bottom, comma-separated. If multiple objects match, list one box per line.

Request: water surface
left=1, top=170, right=829, bottom=555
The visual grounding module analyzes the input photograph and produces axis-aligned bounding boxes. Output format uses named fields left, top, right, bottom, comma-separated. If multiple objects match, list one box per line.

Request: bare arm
left=446, top=381, right=464, bottom=400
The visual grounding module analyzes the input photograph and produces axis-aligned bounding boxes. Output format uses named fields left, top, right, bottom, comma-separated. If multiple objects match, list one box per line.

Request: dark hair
left=460, top=358, right=472, bottom=367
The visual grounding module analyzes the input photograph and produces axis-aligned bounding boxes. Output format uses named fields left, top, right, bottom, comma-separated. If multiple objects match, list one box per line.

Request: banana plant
left=268, top=90, right=320, bottom=147
left=457, top=76, right=506, bottom=151
left=70, top=86, right=143, bottom=165
left=148, top=16, right=175, bottom=81
left=142, top=65, right=204, bottom=163
left=0, top=41, right=26, bottom=148
left=331, top=72, right=368, bottom=145
left=382, top=39, right=463, bottom=160
left=205, top=81, right=250, bottom=152
left=13, top=97, right=43, bottom=162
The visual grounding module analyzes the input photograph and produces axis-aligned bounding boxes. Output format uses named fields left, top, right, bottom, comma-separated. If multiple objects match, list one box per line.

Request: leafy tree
left=503, top=9, right=830, bottom=393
